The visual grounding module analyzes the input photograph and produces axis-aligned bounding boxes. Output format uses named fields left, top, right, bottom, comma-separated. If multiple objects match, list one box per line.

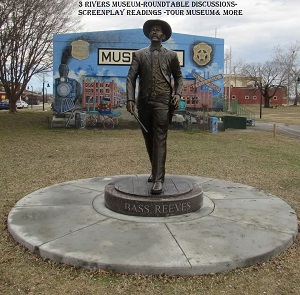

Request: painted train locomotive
left=53, top=64, right=81, bottom=113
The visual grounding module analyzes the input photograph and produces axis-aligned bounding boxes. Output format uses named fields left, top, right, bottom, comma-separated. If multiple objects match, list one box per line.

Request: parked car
left=0, top=100, right=9, bottom=110
left=16, top=100, right=29, bottom=109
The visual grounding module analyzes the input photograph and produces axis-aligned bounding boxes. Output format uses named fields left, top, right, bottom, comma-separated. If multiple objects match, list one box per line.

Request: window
left=245, top=96, right=249, bottom=100
left=253, top=96, right=257, bottom=100
left=232, top=95, right=236, bottom=100
left=273, top=96, right=277, bottom=100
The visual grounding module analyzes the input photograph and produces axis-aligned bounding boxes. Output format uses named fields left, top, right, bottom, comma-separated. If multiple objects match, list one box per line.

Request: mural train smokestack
left=59, top=64, right=69, bottom=78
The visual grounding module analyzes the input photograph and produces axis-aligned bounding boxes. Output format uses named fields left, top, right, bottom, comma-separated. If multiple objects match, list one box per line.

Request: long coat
left=126, top=45, right=183, bottom=106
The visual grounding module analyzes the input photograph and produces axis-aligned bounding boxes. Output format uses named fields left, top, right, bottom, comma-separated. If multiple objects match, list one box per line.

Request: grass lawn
left=0, top=105, right=300, bottom=294
left=243, top=104, right=300, bottom=125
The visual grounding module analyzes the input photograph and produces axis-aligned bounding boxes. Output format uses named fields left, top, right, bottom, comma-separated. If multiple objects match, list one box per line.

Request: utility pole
left=228, top=46, right=232, bottom=112
left=42, top=74, right=50, bottom=111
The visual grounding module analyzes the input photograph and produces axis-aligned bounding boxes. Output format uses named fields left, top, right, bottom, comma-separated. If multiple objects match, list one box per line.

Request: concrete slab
left=7, top=175, right=298, bottom=276
left=167, top=216, right=294, bottom=274
left=39, top=220, right=191, bottom=275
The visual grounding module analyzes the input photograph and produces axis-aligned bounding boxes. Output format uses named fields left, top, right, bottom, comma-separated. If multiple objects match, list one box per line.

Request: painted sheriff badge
left=71, top=40, right=90, bottom=61
left=193, top=42, right=212, bottom=66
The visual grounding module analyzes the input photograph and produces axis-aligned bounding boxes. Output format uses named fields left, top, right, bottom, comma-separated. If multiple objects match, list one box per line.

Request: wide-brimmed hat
left=143, top=19, right=172, bottom=42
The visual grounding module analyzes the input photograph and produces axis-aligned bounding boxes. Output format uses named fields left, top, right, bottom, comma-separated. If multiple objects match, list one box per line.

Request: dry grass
left=1, top=106, right=300, bottom=295
left=244, top=104, right=300, bottom=125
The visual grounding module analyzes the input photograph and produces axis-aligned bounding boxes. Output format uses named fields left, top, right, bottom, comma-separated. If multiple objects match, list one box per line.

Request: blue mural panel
left=53, top=29, right=224, bottom=110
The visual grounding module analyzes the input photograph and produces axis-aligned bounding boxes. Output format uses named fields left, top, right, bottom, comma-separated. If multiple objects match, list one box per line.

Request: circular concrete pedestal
left=104, top=175, right=203, bottom=217
left=7, top=174, right=298, bottom=276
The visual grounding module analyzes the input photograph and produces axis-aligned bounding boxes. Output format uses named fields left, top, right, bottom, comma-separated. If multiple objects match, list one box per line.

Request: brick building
left=82, top=78, right=213, bottom=110
left=81, top=80, right=126, bottom=108
left=0, top=84, right=6, bottom=101
left=224, top=75, right=287, bottom=106
left=181, top=79, right=213, bottom=109
left=0, top=83, right=41, bottom=105
left=225, top=86, right=287, bottom=106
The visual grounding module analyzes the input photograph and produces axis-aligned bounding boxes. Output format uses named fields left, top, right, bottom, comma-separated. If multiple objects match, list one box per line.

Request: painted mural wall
left=53, top=29, right=224, bottom=111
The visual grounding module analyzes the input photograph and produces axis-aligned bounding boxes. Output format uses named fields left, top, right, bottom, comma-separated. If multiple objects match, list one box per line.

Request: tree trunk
left=9, top=104, right=17, bottom=113
left=8, top=94, right=19, bottom=113
left=264, top=95, right=270, bottom=108
left=294, top=83, right=299, bottom=105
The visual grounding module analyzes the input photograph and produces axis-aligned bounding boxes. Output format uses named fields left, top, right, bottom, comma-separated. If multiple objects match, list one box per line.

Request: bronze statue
left=126, top=19, right=183, bottom=194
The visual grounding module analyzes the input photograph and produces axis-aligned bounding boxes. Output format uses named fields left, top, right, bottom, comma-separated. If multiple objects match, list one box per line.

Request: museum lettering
left=98, top=49, right=136, bottom=65
left=98, top=48, right=184, bottom=66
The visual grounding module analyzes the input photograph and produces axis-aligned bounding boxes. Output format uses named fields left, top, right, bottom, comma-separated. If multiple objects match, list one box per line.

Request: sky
left=31, top=0, right=300, bottom=93
left=77, top=0, right=299, bottom=63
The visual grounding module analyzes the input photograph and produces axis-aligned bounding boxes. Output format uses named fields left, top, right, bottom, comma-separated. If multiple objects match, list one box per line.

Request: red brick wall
left=181, top=79, right=213, bottom=109
left=225, top=86, right=287, bottom=105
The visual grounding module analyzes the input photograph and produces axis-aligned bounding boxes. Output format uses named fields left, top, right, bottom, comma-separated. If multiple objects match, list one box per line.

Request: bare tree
left=0, top=0, right=79, bottom=112
left=241, top=60, right=287, bottom=108
left=274, top=42, right=300, bottom=105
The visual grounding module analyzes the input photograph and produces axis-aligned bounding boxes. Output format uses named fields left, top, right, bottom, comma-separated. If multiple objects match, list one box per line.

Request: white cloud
left=30, top=0, right=300, bottom=92
left=77, top=0, right=300, bottom=64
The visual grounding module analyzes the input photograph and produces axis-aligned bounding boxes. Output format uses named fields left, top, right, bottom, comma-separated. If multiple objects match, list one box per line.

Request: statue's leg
left=138, top=105, right=153, bottom=163
left=151, top=102, right=169, bottom=183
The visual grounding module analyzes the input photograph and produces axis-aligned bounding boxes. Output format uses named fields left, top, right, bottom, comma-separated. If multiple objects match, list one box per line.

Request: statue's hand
left=126, top=101, right=135, bottom=113
left=171, top=94, right=180, bottom=109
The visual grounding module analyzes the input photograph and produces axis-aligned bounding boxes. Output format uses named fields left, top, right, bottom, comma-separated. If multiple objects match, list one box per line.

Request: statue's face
left=149, top=25, right=166, bottom=42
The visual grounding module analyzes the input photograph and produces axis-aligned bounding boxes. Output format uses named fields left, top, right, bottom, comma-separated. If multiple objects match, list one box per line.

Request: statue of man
left=126, top=19, right=183, bottom=194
